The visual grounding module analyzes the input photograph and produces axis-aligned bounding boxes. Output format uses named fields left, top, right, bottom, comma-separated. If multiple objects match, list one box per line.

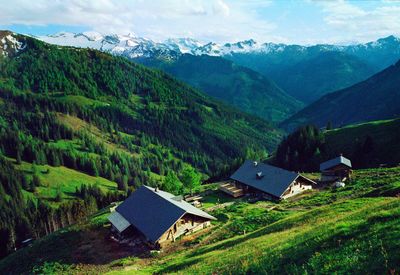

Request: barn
left=107, top=185, right=216, bottom=248
left=320, top=155, right=352, bottom=183
left=220, top=160, right=316, bottom=200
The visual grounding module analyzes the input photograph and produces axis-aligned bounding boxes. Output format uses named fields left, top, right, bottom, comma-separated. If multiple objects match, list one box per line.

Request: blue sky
left=0, top=0, right=399, bottom=44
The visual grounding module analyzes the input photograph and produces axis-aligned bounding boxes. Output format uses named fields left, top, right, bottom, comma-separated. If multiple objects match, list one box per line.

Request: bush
left=111, top=256, right=137, bottom=267
left=32, top=261, right=72, bottom=275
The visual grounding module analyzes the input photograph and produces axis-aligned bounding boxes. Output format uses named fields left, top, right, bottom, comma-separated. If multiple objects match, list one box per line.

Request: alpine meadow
left=0, top=1, right=400, bottom=274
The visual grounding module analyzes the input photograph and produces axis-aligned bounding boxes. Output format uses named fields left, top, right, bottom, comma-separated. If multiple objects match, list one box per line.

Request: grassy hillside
left=323, top=119, right=400, bottom=167
left=136, top=54, right=302, bottom=122
left=281, top=60, right=400, bottom=130
left=0, top=30, right=283, bottom=259
left=1, top=166, right=399, bottom=274
left=15, top=160, right=118, bottom=203
left=274, top=119, right=400, bottom=172
left=1, top=31, right=283, bottom=170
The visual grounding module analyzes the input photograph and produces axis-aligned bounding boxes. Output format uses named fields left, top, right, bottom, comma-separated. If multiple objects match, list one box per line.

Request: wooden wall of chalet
left=281, top=177, right=313, bottom=199
left=157, top=214, right=211, bottom=246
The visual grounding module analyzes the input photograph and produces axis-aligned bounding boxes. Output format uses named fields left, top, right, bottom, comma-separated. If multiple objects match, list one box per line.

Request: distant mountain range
left=281, top=59, right=400, bottom=130
left=38, top=32, right=400, bottom=64
left=38, top=32, right=400, bottom=105
left=224, top=36, right=400, bottom=103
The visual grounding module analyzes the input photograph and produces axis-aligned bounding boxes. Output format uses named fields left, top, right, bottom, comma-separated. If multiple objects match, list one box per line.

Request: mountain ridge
left=281, top=59, right=400, bottom=130
left=37, top=32, right=400, bottom=60
left=36, top=32, right=400, bottom=104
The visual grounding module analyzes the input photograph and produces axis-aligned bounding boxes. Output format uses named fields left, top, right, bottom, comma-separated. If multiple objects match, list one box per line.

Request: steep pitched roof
left=115, top=186, right=216, bottom=242
left=320, top=155, right=352, bottom=171
left=230, top=160, right=314, bottom=198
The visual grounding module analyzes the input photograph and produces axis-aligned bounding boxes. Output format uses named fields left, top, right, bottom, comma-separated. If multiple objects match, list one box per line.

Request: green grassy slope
left=0, top=30, right=284, bottom=260
left=136, top=54, right=302, bottom=122
left=2, top=167, right=399, bottom=274
left=323, top=119, right=400, bottom=167
left=273, top=119, right=400, bottom=172
left=281, top=60, right=400, bottom=130
left=15, top=160, right=118, bottom=203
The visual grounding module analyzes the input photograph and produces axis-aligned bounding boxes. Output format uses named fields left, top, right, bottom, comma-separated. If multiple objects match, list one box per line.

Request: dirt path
left=206, top=201, right=235, bottom=211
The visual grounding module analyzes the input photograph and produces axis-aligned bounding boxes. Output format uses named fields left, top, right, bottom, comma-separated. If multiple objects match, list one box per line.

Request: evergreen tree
left=55, top=184, right=62, bottom=202
left=326, top=121, right=333, bottom=130
left=363, top=135, right=374, bottom=154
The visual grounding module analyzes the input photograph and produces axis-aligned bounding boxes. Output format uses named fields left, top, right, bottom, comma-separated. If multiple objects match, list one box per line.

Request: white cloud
left=1, top=0, right=398, bottom=44
left=318, top=0, right=400, bottom=41
left=0, top=0, right=277, bottom=43
left=213, top=0, right=230, bottom=16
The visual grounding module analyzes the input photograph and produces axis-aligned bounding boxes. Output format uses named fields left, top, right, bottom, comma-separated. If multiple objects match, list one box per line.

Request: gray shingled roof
left=107, top=211, right=131, bottom=233
left=115, top=186, right=216, bottom=242
left=320, top=156, right=352, bottom=171
left=230, top=160, right=314, bottom=198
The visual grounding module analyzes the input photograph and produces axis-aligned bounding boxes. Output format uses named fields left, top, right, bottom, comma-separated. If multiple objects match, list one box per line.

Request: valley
left=0, top=19, right=400, bottom=275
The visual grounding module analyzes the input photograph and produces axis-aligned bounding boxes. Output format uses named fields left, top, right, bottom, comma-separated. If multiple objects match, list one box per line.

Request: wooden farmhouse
left=320, top=155, right=352, bottom=183
left=107, top=186, right=216, bottom=248
left=220, top=160, right=316, bottom=200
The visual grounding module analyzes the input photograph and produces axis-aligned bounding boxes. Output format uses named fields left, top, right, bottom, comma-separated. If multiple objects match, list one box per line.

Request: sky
left=0, top=0, right=400, bottom=45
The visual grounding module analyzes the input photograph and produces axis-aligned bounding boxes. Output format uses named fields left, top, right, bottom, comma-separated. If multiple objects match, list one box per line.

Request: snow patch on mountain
left=0, top=33, right=26, bottom=57
left=164, top=38, right=203, bottom=54
left=36, top=32, right=400, bottom=60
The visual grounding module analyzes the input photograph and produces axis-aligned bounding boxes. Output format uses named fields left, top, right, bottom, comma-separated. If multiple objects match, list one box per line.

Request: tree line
left=0, top=156, right=123, bottom=259
left=273, top=125, right=379, bottom=171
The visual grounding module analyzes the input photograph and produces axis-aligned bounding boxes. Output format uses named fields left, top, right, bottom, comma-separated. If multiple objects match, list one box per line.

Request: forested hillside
left=0, top=31, right=281, bottom=258
left=225, top=36, right=400, bottom=103
left=281, top=59, right=400, bottom=130
left=136, top=54, right=302, bottom=122
left=273, top=119, right=400, bottom=172
left=268, top=52, right=375, bottom=103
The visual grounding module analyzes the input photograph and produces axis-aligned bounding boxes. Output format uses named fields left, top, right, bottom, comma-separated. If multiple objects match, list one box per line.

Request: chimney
left=256, top=171, right=263, bottom=179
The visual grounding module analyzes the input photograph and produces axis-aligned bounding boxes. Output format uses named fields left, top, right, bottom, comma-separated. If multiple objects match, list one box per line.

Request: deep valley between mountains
left=0, top=29, right=399, bottom=275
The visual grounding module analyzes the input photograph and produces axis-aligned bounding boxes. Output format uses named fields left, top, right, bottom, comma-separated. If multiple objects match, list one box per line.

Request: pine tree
left=326, top=121, right=333, bottom=130
left=55, top=184, right=62, bottom=202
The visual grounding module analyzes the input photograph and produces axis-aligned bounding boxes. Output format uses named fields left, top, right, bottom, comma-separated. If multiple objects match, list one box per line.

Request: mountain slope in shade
left=270, top=51, right=376, bottom=103
left=136, top=54, right=302, bottom=122
left=281, top=60, right=400, bottom=130
left=226, top=50, right=380, bottom=103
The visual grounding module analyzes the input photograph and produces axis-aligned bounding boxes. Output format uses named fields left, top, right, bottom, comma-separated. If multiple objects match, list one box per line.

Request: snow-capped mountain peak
left=36, top=32, right=400, bottom=61
left=77, top=31, right=103, bottom=41
left=164, top=38, right=204, bottom=54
